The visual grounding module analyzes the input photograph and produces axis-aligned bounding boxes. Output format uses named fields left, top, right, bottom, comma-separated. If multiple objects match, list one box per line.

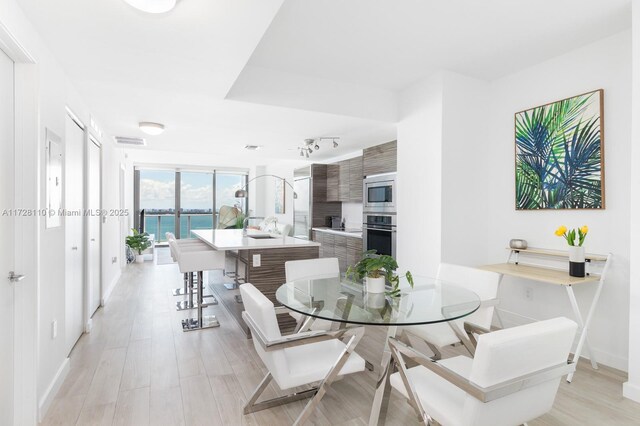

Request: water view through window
left=137, top=169, right=247, bottom=242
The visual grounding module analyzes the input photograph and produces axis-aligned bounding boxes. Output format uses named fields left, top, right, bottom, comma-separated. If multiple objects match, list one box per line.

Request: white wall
left=396, top=31, right=631, bottom=372
left=625, top=2, right=640, bottom=402
left=0, top=0, right=126, bottom=419
left=440, top=72, right=491, bottom=266
left=396, top=73, right=444, bottom=278
left=485, top=31, right=631, bottom=371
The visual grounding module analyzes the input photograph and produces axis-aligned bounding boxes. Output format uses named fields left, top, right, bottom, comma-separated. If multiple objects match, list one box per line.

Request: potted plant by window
left=126, top=228, right=152, bottom=263
left=347, top=250, right=414, bottom=296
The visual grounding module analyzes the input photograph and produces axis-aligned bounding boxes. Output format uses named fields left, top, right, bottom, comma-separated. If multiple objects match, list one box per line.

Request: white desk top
left=191, top=229, right=321, bottom=251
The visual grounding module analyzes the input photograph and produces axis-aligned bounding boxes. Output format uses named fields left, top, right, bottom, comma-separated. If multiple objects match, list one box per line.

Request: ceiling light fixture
left=296, top=137, right=340, bottom=157
left=139, top=122, right=165, bottom=135
left=123, top=0, right=177, bottom=14
left=244, top=145, right=262, bottom=151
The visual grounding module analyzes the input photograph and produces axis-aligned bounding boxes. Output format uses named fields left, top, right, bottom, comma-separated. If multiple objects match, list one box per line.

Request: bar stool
left=172, top=241, right=225, bottom=331
left=166, top=232, right=210, bottom=298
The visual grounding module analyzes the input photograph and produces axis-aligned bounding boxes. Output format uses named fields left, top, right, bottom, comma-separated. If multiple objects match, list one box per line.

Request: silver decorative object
left=509, top=239, right=528, bottom=249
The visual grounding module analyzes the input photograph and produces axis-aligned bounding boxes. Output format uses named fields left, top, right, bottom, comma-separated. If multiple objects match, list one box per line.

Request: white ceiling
left=15, top=0, right=631, bottom=160
left=244, top=0, right=631, bottom=91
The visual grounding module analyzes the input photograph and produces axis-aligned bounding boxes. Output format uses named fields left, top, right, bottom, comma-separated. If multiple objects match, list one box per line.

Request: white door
left=65, top=114, right=85, bottom=353
left=0, top=47, right=15, bottom=426
left=88, top=139, right=101, bottom=315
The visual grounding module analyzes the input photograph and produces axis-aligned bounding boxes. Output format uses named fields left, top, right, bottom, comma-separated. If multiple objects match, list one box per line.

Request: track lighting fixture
left=296, top=137, right=340, bottom=157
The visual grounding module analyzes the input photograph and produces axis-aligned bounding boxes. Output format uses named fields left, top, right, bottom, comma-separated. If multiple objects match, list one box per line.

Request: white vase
left=365, top=292, right=386, bottom=309
left=366, top=276, right=386, bottom=294
left=135, top=254, right=144, bottom=263
left=568, top=245, right=585, bottom=277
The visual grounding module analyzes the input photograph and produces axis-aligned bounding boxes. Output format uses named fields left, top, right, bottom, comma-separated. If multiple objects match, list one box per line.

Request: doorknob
left=91, top=238, right=96, bottom=242
left=8, top=271, right=25, bottom=283
left=71, top=246, right=78, bottom=251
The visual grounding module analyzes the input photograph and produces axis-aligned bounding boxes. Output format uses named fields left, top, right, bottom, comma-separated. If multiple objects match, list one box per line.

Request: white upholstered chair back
left=437, top=263, right=501, bottom=330
left=462, top=317, right=577, bottom=426
left=285, top=257, right=340, bottom=282
left=239, top=284, right=288, bottom=380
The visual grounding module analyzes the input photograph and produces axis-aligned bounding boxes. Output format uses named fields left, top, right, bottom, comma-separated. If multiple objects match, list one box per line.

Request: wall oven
left=362, top=213, right=396, bottom=258
left=363, top=173, right=396, bottom=213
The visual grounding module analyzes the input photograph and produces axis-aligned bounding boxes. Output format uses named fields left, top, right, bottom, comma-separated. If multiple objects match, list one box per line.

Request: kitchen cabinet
left=363, top=140, right=397, bottom=176
left=326, top=164, right=339, bottom=202
left=312, top=230, right=363, bottom=274
left=349, top=156, right=363, bottom=201
left=338, top=160, right=350, bottom=201
left=347, top=237, right=363, bottom=270
left=326, top=156, right=363, bottom=202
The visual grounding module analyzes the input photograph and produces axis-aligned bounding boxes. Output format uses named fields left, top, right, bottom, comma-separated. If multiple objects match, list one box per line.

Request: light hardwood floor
left=42, top=255, right=640, bottom=425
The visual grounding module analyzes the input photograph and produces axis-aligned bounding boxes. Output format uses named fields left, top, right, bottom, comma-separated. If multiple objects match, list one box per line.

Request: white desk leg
left=368, top=325, right=397, bottom=426
left=565, top=284, right=601, bottom=382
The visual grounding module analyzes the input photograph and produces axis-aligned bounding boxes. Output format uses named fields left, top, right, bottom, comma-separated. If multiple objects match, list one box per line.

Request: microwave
left=363, top=173, right=396, bottom=213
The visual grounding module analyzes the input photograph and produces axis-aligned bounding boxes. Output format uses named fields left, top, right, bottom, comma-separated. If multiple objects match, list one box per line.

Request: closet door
left=65, top=114, right=85, bottom=354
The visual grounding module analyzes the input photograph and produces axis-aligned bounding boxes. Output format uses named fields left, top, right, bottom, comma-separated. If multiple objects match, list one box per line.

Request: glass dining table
left=275, top=275, right=481, bottom=426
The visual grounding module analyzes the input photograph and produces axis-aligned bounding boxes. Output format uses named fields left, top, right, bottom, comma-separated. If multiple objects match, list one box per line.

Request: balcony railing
left=144, top=213, right=215, bottom=243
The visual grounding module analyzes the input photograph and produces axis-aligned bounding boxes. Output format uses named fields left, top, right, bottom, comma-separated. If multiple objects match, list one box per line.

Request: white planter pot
left=366, top=276, right=386, bottom=294
left=135, top=255, right=145, bottom=263
left=568, top=245, right=585, bottom=277
left=365, top=292, right=386, bottom=309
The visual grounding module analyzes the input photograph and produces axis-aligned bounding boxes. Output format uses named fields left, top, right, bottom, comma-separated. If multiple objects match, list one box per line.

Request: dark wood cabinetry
left=349, top=157, right=363, bottom=201
left=325, top=156, right=363, bottom=202
left=363, top=140, right=397, bottom=176
left=312, top=231, right=363, bottom=274
left=326, top=164, right=340, bottom=202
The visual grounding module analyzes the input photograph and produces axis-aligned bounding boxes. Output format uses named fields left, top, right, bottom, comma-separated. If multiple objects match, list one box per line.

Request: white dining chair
left=285, top=257, right=340, bottom=332
left=240, top=283, right=366, bottom=425
left=402, top=263, right=502, bottom=358
left=389, top=317, right=577, bottom=426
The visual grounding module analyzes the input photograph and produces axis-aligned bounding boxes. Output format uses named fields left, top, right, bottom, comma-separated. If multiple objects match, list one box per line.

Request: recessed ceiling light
left=123, top=0, right=176, bottom=14
left=139, top=122, right=165, bottom=135
left=244, top=145, right=262, bottom=151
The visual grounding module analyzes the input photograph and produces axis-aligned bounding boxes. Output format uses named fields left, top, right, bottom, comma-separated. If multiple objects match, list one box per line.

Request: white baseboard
left=38, top=357, right=70, bottom=422
left=100, top=269, right=121, bottom=306
left=495, top=308, right=629, bottom=372
left=623, top=381, right=640, bottom=403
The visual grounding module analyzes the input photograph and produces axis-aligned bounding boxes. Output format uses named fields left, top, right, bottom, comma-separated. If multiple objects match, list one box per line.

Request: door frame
left=86, top=134, right=102, bottom=320
left=0, top=19, right=38, bottom=426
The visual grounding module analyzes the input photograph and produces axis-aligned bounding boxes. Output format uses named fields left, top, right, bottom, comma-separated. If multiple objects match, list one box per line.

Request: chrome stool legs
left=182, top=271, right=220, bottom=332
left=175, top=272, right=217, bottom=311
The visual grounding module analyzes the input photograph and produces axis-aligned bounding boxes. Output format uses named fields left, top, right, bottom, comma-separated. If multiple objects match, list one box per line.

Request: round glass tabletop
left=275, top=275, right=481, bottom=326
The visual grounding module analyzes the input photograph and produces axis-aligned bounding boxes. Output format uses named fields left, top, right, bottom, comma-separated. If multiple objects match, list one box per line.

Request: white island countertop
left=192, top=229, right=321, bottom=251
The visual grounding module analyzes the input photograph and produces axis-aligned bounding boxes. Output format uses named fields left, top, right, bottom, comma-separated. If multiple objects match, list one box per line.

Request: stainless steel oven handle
left=363, top=227, right=396, bottom=233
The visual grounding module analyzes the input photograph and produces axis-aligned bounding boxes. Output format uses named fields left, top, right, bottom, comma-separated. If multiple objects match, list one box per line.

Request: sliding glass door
left=138, top=169, right=176, bottom=242
left=179, top=171, right=214, bottom=239
left=135, top=168, right=247, bottom=243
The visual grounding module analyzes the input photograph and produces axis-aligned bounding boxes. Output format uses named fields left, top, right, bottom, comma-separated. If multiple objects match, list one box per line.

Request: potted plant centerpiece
left=555, top=225, right=589, bottom=277
left=347, top=250, right=414, bottom=296
left=126, top=228, right=152, bottom=263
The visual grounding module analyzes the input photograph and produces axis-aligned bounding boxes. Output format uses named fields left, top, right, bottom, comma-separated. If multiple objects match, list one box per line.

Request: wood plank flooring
left=41, top=253, right=640, bottom=425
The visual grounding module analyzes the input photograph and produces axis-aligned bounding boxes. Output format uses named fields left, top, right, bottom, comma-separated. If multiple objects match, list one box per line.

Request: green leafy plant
left=515, top=91, right=603, bottom=209
left=234, top=213, right=246, bottom=229
left=346, top=250, right=414, bottom=297
left=125, top=228, right=152, bottom=255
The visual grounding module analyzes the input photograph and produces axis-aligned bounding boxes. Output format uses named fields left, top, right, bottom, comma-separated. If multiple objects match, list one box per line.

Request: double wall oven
left=363, top=173, right=396, bottom=257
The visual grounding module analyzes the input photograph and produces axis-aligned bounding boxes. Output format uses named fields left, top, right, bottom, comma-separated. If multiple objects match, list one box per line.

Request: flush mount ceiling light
left=297, top=137, right=340, bottom=158
left=139, top=122, right=165, bottom=135
left=123, top=0, right=177, bottom=14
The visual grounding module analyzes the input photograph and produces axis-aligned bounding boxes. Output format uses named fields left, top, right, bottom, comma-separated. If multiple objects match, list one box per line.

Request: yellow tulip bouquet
left=555, top=225, right=589, bottom=247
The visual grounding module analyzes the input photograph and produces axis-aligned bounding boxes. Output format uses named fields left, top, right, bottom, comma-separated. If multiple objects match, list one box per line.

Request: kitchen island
left=192, top=229, right=320, bottom=335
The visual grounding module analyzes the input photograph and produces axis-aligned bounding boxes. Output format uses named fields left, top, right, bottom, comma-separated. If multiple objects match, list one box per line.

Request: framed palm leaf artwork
left=515, top=89, right=604, bottom=210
